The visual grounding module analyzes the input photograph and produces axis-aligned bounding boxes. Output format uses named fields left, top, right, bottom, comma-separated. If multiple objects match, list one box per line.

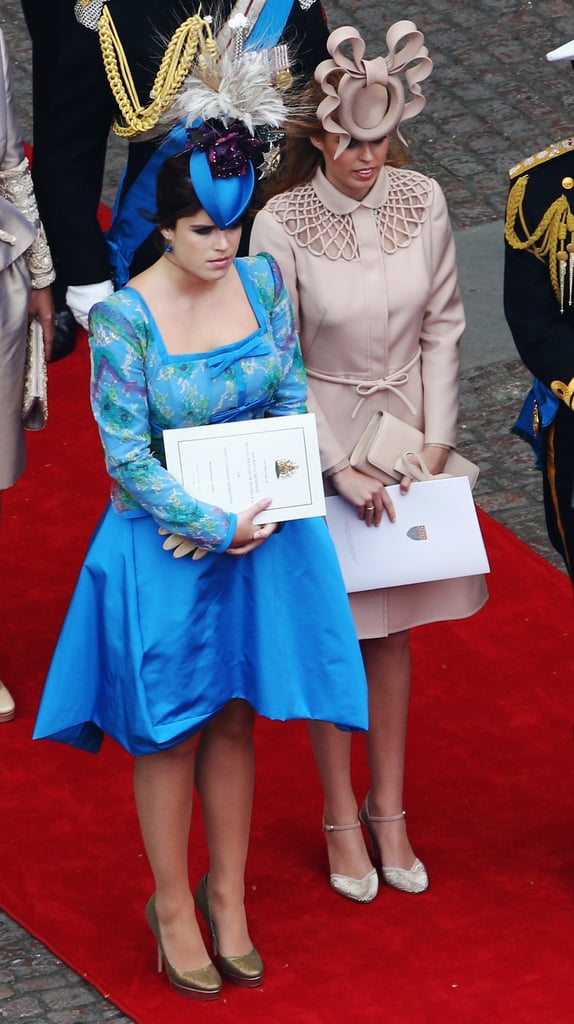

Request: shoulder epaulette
left=505, top=169, right=574, bottom=312
left=509, top=137, right=574, bottom=180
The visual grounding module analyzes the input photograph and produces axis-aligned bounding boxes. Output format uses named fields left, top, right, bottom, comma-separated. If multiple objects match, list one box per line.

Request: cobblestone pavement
left=0, top=1, right=570, bottom=1021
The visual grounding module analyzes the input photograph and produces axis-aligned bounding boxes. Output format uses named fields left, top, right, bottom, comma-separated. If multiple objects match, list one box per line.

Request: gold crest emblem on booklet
left=275, top=458, right=299, bottom=479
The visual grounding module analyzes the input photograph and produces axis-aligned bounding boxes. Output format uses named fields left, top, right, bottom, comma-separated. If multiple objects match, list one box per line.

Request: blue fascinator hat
left=187, top=121, right=262, bottom=228
left=106, top=10, right=292, bottom=284
left=190, top=151, right=255, bottom=227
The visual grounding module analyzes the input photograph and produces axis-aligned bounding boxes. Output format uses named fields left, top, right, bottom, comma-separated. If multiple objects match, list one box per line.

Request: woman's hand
left=331, top=465, right=395, bottom=526
left=399, top=444, right=450, bottom=494
left=227, top=497, right=278, bottom=557
left=158, top=498, right=277, bottom=560
left=28, top=286, right=55, bottom=361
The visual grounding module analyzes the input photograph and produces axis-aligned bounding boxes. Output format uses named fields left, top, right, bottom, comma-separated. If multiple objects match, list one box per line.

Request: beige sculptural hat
left=314, top=21, right=433, bottom=158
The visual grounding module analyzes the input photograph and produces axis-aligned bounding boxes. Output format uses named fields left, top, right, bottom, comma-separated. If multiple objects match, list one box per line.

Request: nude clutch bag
left=349, top=410, right=479, bottom=489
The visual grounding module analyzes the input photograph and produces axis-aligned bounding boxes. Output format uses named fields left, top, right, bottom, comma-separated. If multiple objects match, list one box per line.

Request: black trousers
left=542, top=405, right=574, bottom=581
left=21, top=1, right=115, bottom=303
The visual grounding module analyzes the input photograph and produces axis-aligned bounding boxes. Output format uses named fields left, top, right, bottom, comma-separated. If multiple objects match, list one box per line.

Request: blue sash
left=245, top=0, right=294, bottom=50
left=511, top=377, right=560, bottom=469
left=107, top=1, right=295, bottom=287
left=107, top=122, right=189, bottom=288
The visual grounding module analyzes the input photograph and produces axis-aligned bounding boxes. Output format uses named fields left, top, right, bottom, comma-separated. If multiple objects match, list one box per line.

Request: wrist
left=330, top=463, right=352, bottom=481
left=327, top=458, right=351, bottom=479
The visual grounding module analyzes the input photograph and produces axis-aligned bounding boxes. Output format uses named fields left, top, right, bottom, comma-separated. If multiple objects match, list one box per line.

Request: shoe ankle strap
left=367, top=809, right=406, bottom=823
left=322, top=820, right=361, bottom=833
left=362, top=794, right=407, bottom=824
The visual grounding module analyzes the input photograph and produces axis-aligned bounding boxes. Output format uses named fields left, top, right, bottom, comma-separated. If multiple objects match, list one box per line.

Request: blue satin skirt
left=33, top=506, right=368, bottom=755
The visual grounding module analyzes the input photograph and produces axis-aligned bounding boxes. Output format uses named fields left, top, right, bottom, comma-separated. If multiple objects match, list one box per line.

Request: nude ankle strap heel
left=359, top=798, right=429, bottom=894
left=0, top=681, right=15, bottom=723
left=322, top=820, right=379, bottom=903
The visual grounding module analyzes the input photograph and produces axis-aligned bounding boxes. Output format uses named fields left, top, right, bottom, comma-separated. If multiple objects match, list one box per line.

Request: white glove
left=158, top=527, right=209, bottom=560
left=66, top=280, right=114, bottom=330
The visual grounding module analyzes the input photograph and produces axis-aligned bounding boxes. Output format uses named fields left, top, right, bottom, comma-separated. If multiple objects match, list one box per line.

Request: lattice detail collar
left=265, top=167, right=433, bottom=259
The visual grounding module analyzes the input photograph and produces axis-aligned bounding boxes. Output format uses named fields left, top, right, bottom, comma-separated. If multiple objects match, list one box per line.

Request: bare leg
left=195, top=699, right=255, bottom=957
left=133, top=736, right=211, bottom=972
left=362, top=631, right=418, bottom=869
left=307, top=720, right=373, bottom=880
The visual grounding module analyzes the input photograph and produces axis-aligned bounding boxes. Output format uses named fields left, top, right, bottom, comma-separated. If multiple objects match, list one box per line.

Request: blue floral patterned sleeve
left=89, top=300, right=237, bottom=551
left=88, top=254, right=307, bottom=552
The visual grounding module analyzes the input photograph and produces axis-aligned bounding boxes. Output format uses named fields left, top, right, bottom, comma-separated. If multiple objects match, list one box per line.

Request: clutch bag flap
left=21, top=318, right=48, bottom=431
left=350, top=411, right=424, bottom=484
left=350, top=410, right=479, bottom=488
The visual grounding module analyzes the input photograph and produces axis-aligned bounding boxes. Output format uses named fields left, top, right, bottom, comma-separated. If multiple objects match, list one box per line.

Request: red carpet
left=2, top=339, right=574, bottom=1023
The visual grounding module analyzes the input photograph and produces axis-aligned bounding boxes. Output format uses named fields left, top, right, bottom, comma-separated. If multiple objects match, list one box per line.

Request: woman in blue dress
left=33, top=138, right=368, bottom=998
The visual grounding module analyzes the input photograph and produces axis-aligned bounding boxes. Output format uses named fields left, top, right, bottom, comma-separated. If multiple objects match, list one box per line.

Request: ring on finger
left=365, top=504, right=375, bottom=511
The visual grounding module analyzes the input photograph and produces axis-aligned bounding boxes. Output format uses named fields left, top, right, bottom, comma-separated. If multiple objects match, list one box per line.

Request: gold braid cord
left=505, top=174, right=574, bottom=309
left=98, top=8, right=217, bottom=138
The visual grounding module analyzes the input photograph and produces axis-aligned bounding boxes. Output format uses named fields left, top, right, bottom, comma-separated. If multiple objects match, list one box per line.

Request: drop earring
left=165, top=241, right=173, bottom=253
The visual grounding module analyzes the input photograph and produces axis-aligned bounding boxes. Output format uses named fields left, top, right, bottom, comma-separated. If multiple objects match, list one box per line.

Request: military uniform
left=504, top=137, right=574, bottom=577
left=21, top=1, right=113, bottom=304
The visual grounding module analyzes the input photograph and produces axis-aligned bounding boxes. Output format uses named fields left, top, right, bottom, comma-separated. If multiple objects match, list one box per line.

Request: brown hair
left=154, top=152, right=203, bottom=228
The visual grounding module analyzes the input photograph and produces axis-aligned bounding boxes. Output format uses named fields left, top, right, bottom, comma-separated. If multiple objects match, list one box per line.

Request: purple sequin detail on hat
left=189, top=122, right=263, bottom=179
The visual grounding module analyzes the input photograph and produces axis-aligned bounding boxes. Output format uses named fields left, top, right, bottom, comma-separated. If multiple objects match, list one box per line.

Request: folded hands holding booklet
left=326, top=477, right=490, bottom=592
left=161, top=414, right=488, bottom=586
left=163, top=413, right=326, bottom=526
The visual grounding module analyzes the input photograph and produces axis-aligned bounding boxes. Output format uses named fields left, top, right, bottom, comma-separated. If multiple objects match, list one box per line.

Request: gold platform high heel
left=145, top=894, right=222, bottom=1000
left=322, top=821, right=379, bottom=903
left=359, top=797, right=429, bottom=894
left=194, top=874, right=264, bottom=988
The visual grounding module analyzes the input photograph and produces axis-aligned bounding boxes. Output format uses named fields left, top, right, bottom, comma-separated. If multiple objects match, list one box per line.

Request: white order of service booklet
left=326, top=477, right=490, bottom=592
left=163, top=413, right=326, bottom=525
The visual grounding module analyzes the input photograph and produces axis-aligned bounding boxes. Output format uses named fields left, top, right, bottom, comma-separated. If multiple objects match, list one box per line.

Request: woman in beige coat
left=0, top=27, right=55, bottom=721
left=251, top=22, right=488, bottom=901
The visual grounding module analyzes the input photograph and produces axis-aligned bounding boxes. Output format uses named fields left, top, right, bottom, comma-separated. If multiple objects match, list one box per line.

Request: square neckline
left=122, top=258, right=267, bottom=362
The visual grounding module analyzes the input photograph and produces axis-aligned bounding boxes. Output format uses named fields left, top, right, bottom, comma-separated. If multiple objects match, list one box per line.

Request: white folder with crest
left=326, top=477, right=490, bottom=592
left=163, top=413, right=326, bottom=525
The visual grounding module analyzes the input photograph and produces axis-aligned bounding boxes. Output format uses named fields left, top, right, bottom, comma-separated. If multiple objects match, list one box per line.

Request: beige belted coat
left=251, top=165, right=488, bottom=637
left=0, top=28, right=53, bottom=490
